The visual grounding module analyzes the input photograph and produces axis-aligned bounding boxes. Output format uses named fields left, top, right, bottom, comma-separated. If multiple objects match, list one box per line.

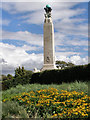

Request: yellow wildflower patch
left=2, top=88, right=89, bottom=118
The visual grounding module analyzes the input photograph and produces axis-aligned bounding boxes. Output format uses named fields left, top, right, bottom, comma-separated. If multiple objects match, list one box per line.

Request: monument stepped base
left=41, top=64, right=56, bottom=71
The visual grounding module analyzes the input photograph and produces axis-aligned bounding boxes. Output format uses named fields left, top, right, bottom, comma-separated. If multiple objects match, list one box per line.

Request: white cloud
left=1, top=2, right=80, bottom=15
left=65, top=39, right=88, bottom=46
left=55, top=19, right=88, bottom=37
left=14, top=3, right=86, bottom=25
left=1, top=30, right=43, bottom=46
left=0, top=42, right=43, bottom=75
left=55, top=51, right=81, bottom=58
left=0, top=42, right=88, bottom=75
left=18, top=3, right=80, bottom=24
left=2, top=2, right=44, bottom=14
left=22, top=8, right=85, bottom=25
left=55, top=53, right=88, bottom=65
left=70, top=55, right=88, bottom=65
left=21, top=45, right=41, bottom=51
left=54, top=32, right=88, bottom=48
left=0, top=42, right=43, bottom=66
left=53, top=8, right=86, bottom=21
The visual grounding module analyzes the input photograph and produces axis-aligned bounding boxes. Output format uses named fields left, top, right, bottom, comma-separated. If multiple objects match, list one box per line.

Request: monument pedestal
left=42, top=64, right=56, bottom=71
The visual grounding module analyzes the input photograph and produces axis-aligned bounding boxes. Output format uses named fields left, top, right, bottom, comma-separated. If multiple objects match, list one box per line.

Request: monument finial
left=44, top=4, right=52, bottom=18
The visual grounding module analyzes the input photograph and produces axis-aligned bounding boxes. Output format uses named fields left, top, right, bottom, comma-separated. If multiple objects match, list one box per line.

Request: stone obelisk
left=41, top=5, right=56, bottom=71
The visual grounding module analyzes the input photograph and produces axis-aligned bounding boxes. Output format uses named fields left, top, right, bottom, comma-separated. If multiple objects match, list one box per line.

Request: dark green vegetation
left=1, top=67, right=33, bottom=90
left=31, top=64, right=89, bottom=84
left=1, top=63, right=90, bottom=91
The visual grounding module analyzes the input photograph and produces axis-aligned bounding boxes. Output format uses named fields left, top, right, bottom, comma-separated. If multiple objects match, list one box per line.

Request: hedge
left=31, top=64, right=90, bottom=84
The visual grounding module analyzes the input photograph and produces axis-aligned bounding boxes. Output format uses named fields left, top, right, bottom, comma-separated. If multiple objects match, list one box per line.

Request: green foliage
left=1, top=74, right=14, bottom=81
left=56, top=60, right=75, bottom=69
left=31, top=64, right=89, bottom=84
left=1, top=74, right=14, bottom=90
left=2, top=79, right=13, bottom=90
left=2, top=66, right=33, bottom=91
left=2, top=101, right=29, bottom=118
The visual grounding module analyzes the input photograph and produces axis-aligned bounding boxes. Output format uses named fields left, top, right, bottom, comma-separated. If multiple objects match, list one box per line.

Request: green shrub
left=2, top=67, right=33, bottom=91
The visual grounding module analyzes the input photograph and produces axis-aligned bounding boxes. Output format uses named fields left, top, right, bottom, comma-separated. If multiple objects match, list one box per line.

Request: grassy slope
left=2, top=81, right=88, bottom=100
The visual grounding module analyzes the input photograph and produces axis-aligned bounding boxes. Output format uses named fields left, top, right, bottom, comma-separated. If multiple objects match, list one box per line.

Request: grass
left=1, top=81, right=89, bottom=119
left=1, top=81, right=88, bottom=100
left=2, top=101, right=29, bottom=118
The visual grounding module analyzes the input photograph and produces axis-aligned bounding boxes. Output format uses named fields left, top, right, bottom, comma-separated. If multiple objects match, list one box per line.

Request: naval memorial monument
left=41, top=5, right=56, bottom=71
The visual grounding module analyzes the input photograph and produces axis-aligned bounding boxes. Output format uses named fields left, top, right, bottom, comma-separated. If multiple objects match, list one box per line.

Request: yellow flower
left=18, top=98, right=21, bottom=100
left=27, top=101, right=30, bottom=103
left=85, top=114, right=88, bottom=116
left=47, top=104, right=49, bottom=106
left=82, top=112, right=86, bottom=116
left=3, top=99, right=5, bottom=102
left=36, top=104, right=40, bottom=106
left=15, top=96, right=18, bottom=98
left=74, top=112, right=78, bottom=115
left=58, top=113, right=63, bottom=116
left=54, top=98, right=56, bottom=100
left=51, top=114, right=57, bottom=117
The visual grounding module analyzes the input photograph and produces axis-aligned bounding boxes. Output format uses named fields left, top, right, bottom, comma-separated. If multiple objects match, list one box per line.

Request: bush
left=2, top=67, right=33, bottom=91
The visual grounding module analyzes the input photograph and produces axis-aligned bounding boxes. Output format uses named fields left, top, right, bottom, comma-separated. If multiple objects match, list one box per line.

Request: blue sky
left=0, top=1, right=89, bottom=75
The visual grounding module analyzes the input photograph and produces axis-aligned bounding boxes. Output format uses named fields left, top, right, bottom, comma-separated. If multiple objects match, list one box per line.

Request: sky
left=0, top=0, right=89, bottom=75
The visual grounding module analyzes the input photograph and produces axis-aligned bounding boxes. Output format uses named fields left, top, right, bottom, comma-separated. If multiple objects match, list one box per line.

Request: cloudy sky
left=0, top=0, right=89, bottom=75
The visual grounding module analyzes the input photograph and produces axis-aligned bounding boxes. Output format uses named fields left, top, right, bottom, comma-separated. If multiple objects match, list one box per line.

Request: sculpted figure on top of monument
left=44, top=4, right=52, bottom=18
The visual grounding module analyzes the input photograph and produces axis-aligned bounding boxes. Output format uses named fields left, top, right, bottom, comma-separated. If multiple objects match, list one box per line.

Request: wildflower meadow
left=2, top=84, right=90, bottom=119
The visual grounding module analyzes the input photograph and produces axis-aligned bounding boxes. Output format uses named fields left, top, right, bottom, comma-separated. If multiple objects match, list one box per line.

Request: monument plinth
left=41, top=5, right=56, bottom=71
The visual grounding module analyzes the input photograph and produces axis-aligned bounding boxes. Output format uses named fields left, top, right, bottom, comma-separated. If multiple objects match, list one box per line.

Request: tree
left=67, top=62, right=75, bottom=67
left=7, top=74, right=13, bottom=80
left=14, top=66, right=33, bottom=85
left=15, top=66, right=26, bottom=78
left=56, top=60, right=75, bottom=69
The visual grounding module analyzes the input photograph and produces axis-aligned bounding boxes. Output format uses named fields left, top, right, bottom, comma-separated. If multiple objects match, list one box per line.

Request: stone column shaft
left=42, top=17, right=55, bottom=70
